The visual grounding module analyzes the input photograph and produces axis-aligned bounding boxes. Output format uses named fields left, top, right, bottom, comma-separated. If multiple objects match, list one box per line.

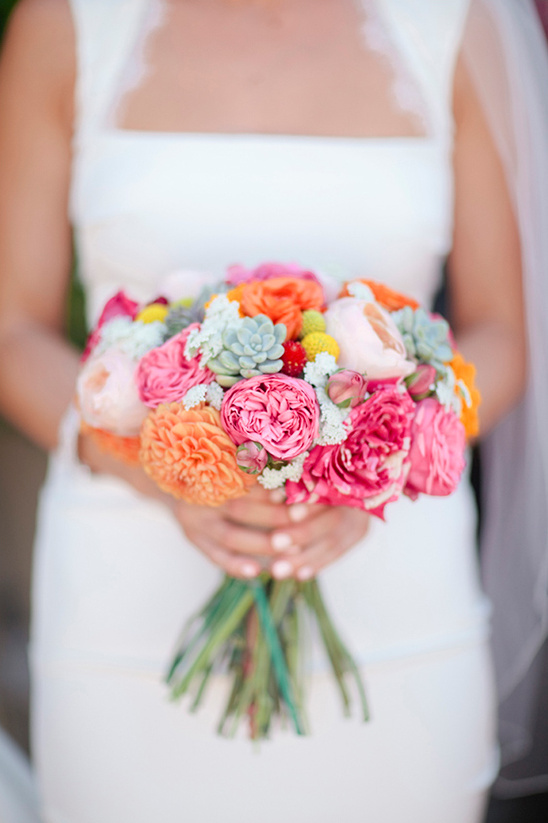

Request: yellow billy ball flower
left=300, top=309, right=326, bottom=338
left=301, top=332, right=340, bottom=362
left=136, top=303, right=169, bottom=324
left=173, top=297, right=194, bottom=308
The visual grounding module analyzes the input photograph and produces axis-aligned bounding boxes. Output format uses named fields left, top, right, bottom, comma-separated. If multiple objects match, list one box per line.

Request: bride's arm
left=0, top=0, right=79, bottom=450
left=448, top=54, right=526, bottom=434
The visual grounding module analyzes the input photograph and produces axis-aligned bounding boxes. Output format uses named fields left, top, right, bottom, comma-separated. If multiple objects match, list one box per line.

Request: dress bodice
left=67, top=0, right=471, bottom=325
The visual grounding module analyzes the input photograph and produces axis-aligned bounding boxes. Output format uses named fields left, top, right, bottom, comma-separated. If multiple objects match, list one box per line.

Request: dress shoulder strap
left=374, top=0, right=472, bottom=140
left=68, top=0, right=151, bottom=138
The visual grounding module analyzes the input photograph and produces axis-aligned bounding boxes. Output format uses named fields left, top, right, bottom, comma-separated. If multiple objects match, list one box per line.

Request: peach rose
left=76, top=346, right=149, bottom=436
left=239, top=277, right=325, bottom=339
left=324, top=298, right=415, bottom=379
left=140, top=403, right=255, bottom=506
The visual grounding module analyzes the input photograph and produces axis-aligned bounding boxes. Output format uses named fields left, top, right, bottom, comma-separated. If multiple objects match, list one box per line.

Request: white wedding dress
left=29, top=1, right=499, bottom=821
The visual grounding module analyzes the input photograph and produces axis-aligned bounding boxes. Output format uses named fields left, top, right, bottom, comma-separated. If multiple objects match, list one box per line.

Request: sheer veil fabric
left=460, top=0, right=548, bottom=796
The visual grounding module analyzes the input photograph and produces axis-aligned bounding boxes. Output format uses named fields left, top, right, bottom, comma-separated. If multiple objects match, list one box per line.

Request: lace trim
left=107, top=0, right=167, bottom=129
left=358, top=0, right=432, bottom=135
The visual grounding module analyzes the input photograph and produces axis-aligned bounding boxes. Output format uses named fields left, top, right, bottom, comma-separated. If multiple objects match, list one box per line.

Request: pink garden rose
left=226, top=262, right=323, bottom=290
left=82, top=291, right=140, bottom=363
left=286, top=386, right=415, bottom=519
left=405, top=398, right=466, bottom=498
left=324, top=297, right=415, bottom=380
left=136, top=325, right=214, bottom=409
left=221, top=374, right=320, bottom=461
left=77, top=346, right=148, bottom=436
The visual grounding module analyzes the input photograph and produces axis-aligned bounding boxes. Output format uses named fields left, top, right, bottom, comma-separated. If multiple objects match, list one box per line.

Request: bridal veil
left=462, top=0, right=548, bottom=797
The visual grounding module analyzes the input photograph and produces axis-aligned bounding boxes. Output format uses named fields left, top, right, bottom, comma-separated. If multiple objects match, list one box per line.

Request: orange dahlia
left=239, top=277, right=324, bottom=339
left=450, top=353, right=482, bottom=439
left=80, top=421, right=142, bottom=466
left=139, top=403, right=255, bottom=506
left=339, top=279, right=419, bottom=312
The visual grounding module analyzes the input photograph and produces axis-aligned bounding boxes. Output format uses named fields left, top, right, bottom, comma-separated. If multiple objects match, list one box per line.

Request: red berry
left=281, top=341, right=307, bottom=377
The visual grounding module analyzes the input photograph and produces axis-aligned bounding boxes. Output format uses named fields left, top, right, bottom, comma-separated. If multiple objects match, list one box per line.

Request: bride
left=0, top=0, right=546, bottom=821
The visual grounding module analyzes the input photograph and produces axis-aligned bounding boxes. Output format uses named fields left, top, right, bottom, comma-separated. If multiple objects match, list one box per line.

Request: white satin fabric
left=30, top=1, right=498, bottom=821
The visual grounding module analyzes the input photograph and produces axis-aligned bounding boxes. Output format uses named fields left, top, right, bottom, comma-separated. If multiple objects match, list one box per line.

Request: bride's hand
left=173, top=487, right=370, bottom=581
left=171, top=485, right=327, bottom=579
left=79, top=433, right=370, bottom=579
left=266, top=506, right=371, bottom=581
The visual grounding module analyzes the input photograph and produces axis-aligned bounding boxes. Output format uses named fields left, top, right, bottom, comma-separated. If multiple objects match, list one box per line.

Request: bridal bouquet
left=76, top=262, right=480, bottom=739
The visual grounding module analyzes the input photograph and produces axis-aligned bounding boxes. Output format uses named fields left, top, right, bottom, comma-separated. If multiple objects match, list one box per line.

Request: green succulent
left=393, top=306, right=453, bottom=370
left=164, top=283, right=227, bottom=339
left=207, top=314, right=286, bottom=387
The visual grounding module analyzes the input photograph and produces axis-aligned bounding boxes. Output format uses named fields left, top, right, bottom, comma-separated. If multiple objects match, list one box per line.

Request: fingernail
left=297, top=566, right=314, bottom=581
left=270, top=489, right=286, bottom=504
left=271, top=560, right=294, bottom=580
left=240, top=562, right=260, bottom=579
left=288, top=504, right=309, bottom=523
left=271, top=532, right=294, bottom=553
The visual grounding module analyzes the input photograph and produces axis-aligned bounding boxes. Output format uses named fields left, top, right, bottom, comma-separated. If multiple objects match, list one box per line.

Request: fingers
left=269, top=507, right=344, bottom=555
left=224, top=492, right=328, bottom=530
left=172, top=499, right=369, bottom=581
left=184, top=528, right=263, bottom=579
left=224, top=497, right=295, bottom=530
left=205, top=515, right=275, bottom=556
left=174, top=500, right=275, bottom=559
left=270, top=509, right=371, bottom=580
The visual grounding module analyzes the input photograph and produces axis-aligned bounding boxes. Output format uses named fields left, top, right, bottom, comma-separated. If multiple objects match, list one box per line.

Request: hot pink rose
left=226, top=262, right=323, bottom=290
left=286, top=386, right=415, bottom=519
left=82, top=291, right=140, bottom=363
left=221, top=374, right=320, bottom=461
left=77, top=346, right=148, bottom=436
left=405, top=398, right=466, bottom=498
left=136, top=324, right=215, bottom=409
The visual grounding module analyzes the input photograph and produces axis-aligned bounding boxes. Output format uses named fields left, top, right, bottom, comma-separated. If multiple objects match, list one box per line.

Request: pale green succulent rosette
left=392, top=306, right=453, bottom=371
left=207, top=314, right=287, bottom=387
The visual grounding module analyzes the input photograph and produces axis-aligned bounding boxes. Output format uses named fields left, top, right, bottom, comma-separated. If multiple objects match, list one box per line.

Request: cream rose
left=324, top=297, right=415, bottom=379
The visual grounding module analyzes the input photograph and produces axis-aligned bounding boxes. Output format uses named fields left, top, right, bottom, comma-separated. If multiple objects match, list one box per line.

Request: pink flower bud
left=405, top=364, right=436, bottom=401
left=327, top=370, right=368, bottom=409
left=236, top=441, right=269, bottom=474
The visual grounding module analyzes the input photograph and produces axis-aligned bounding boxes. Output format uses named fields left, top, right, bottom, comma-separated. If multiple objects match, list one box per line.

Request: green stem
left=250, top=580, right=306, bottom=736
left=170, top=587, right=255, bottom=699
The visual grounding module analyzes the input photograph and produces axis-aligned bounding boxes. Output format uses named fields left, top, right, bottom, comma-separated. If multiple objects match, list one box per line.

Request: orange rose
left=450, top=353, right=482, bottom=439
left=80, top=421, right=142, bottom=466
left=140, top=403, right=255, bottom=506
left=339, top=279, right=419, bottom=312
left=239, top=277, right=324, bottom=339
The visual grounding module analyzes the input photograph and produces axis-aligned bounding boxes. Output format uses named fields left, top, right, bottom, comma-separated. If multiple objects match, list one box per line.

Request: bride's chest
left=72, top=134, right=454, bottom=316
